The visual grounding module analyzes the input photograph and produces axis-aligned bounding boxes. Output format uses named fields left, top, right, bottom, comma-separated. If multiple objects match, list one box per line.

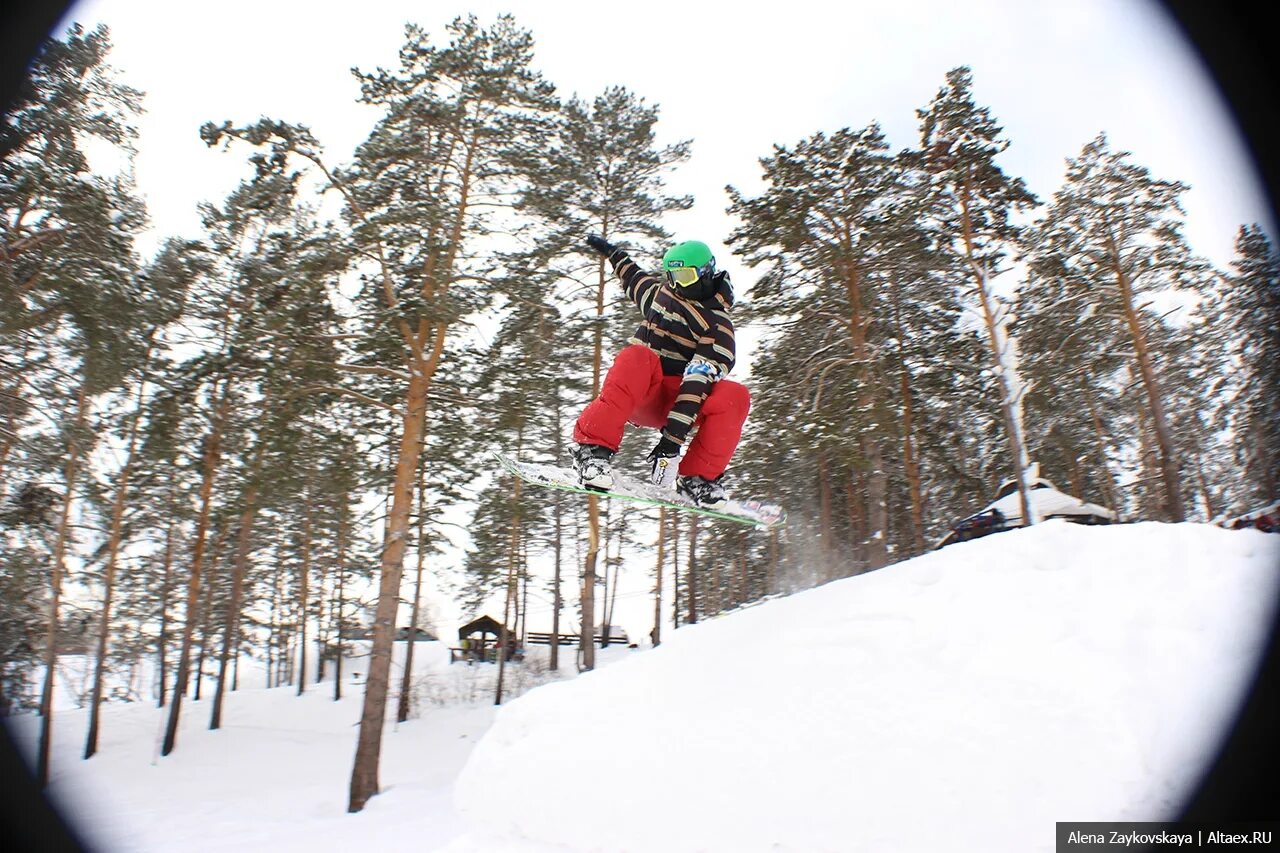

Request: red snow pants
left=573, top=344, right=751, bottom=480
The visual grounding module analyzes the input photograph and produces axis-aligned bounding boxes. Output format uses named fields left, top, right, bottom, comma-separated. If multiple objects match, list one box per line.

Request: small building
left=936, top=476, right=1115, bottom=548
left=451, top=615, right=520, bottom=664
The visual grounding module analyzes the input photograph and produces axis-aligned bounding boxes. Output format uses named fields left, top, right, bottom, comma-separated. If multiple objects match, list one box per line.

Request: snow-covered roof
left=1212, top=500, right=1280, bottom=528
left=982, top=483, right=1115, bottom=525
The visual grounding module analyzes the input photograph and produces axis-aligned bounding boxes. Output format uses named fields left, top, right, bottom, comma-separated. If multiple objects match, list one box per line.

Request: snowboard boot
left=677, top=474, right=728, bottom=509
left=571, top=443, right=615, bottom=492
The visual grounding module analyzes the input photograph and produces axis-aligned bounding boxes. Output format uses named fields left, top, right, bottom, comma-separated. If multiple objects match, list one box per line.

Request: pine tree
left=0, top=23, right=146, bottom=489
left=0, top=23, right=149, bottom=785
left=1020, top=133, right=1215, bottom=521
left=160, top=163, right=342, bottom=753
left=458, top=268, right=558, bottom=663
left=207, top=205, right=347, bottom=727
left=0, top=542, right=50, bottom=715
left=84, top=241, right=199, bottom=758
left=726, top=123, right=992, bottom=568
left=910, top=66, right=1039, bottom=526
left=126, top=366, right=202, bottom=709
left=202, top=15, right=561, bottom=811
left=514, top=85, right=689, bottom=669
left=1218, top=225, right=1279, bottom=503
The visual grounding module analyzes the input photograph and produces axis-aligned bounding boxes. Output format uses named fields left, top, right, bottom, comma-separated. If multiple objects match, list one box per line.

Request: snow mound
left=452, top=521, right=1279, bottom=853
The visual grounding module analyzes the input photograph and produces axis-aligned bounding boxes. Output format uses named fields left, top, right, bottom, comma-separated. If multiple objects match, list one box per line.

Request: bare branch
left=2, top=227, right=65, bottom=262
left=324, top=362, right=412, bottom=383
left=288, top=385, right=403, bottom=416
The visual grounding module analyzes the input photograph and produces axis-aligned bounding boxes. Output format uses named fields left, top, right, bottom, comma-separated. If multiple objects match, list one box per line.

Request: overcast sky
left=56, top=0, right=1276, bottom=634
left=64, top=0, right=1272, bottom=272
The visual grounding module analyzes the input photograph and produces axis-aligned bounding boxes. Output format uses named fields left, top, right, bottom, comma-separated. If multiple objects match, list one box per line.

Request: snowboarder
left=572, top=235, right=750, bottom=509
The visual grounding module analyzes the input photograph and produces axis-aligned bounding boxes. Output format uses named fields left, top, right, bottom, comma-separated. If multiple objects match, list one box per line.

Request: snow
left=8, top=521, right=1278, bottom=852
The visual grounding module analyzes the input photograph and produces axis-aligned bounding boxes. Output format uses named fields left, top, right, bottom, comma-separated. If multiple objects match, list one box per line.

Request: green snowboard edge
left=493, top=451, right=785, bottom=530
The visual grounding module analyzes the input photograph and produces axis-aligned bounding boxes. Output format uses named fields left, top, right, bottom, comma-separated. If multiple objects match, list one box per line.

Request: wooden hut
left=451, top=615, right=509, bottom=664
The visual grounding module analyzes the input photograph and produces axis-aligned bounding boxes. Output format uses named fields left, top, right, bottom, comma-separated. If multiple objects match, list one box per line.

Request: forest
left=1, top=16, right=1276, bottom=812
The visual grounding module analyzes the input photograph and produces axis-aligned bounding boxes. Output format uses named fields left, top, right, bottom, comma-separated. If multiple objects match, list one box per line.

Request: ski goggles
left=664, top=260, right=714, bottom=287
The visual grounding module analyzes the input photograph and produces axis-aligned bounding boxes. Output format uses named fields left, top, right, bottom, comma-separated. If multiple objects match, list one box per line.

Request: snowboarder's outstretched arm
left=585, top=234, right=661, bottom=314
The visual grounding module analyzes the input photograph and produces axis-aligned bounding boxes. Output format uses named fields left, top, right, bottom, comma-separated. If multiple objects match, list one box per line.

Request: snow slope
left=9, top=640, right=625, bottom=852
left=451, top=521, right=1278, bottom=852
left=8, top=521, right=1277, bottom=852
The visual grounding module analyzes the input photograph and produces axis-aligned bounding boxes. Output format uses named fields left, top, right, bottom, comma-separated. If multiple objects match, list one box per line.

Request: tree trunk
left=192, top=524, right=221, bottom=702
left=817, top=451, right=835, bottom=574
left=767, top=529, right=779, bottom=596
left=0, top=372, right=29, bottom=483
left=0, top=340, right=34, bottom=484
left=866, top=477, right=886, bottom=571
left=581, top=495, right=599, bottom=671
left=397, top=458, right=429, bottom=722
left=157, top=518, right=175, bottom=708
left=1195, top=453, right=1218, bottom=520
left=686, top=516, right=699, bottom=625
left=1081, top=379, right=1124, bottom=521
left=349, top=367, right=434, bottom=812
left=671, top=513, right=681, bottom=628
left=297, top=485, right=313, bottom=697
left=36, top=382, right=89, bottom=787
left=495, top=473, right=522, bottom=706
left=520, top=556, right=529, bottom=648
left=960, top=170, right=1035, bottom=527
left=86, top=368, right=151, bottom=758
left=599, top=521, right=611, bottom=651
left=349, top=119, right=473, bottom=806
left=210, top=443, right=264, bottom=730
left=1110, top=244, right=1185, bottom=521
left=550, top=393, right=564, bottom=670
left=979, top=272, right=1033, bottom=520
left=266, top=540, right=281, bottom=689
left=232, top=634, right=241, bottom=692
left=896, top=332, right=927, bottom=555
left=1136, top=406, right=1163, bottom=519
left=838, top=256, right=888, bottom=569
left=860, top=435, right=890, bottom=568
left=709, top=535, right=723, bottom=615
left=844, top=471, right=863, bottom=567
left=651, top=509, right=665, bottom=647
left=736, top=535, right=748, bottom=608
left=579, top=244, right=611, bottom=671
left=551, top=492, right=563, bottom=669
left=161, top=382, right=229, bottom=756
left=603, top=538, right=621, bottom=647
left=334, top=512, right=347, bottom=702
left=1068, top=448, right=1085, bottom=500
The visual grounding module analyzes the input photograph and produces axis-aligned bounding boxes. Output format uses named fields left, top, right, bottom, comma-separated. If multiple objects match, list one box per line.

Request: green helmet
left=662, top=240, right=716, bottom=288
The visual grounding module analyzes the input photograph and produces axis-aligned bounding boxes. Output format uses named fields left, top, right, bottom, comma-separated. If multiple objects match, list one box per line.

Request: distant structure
left=451, top=615, right=520, bottom=664
left=936, top=475, right=1115, bottom=548
left=525, top=626, right=630, bottom=646
left=1213, top=500, right=1279, bottom=533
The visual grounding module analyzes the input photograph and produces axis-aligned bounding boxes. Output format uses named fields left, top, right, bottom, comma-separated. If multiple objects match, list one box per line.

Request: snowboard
left=493, top=451, right=786, bottom=530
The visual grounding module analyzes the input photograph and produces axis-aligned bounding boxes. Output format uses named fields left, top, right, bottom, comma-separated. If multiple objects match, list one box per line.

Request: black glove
left=585, top=234, right=615, bottom=257
left=712, top=269, right=733, bottom=301
left=646, top=434, right=682, bottom=487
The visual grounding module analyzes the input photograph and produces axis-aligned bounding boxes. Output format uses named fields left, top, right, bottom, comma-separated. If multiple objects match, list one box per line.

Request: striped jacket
left=603, top=246, right=737, bottom=446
